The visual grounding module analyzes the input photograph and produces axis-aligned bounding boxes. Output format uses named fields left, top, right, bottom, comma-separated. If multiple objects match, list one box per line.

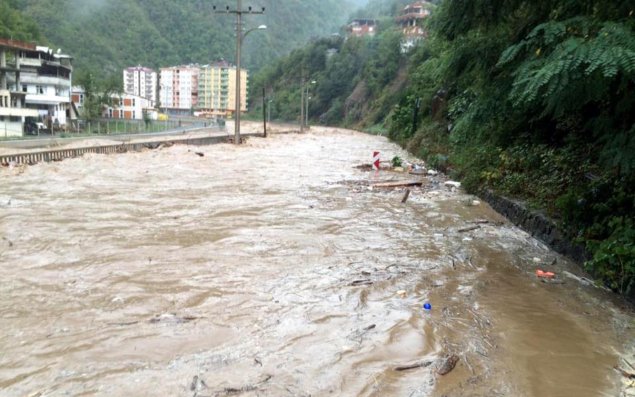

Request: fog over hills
left=6, top=0, right=363, bottom=74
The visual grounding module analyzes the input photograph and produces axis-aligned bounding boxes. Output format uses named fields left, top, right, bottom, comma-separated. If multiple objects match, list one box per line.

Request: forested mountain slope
left=3, top=0, right=358, bottom=74
left=251, top=0, right=635, bottom=297
left=0, top=0, right=41, bottom=42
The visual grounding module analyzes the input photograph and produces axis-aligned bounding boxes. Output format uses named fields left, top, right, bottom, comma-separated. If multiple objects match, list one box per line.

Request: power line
left=213, top=1, right=265, bottom=144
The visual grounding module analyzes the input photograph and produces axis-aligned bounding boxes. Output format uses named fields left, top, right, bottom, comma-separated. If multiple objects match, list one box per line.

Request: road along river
left=1, top=127, right=633, bottom=396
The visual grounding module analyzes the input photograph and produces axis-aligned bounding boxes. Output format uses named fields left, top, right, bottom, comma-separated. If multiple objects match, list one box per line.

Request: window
left=132, top=99, right=135, bottom=107
left=108, top=109, right=113, bottom=118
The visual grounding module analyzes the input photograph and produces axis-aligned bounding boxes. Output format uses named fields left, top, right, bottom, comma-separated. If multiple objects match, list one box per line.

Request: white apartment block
left=123, top=66, right=157, bottom=107
left=159, top=65, right=199, bottom=115
left=1, top=38, right=73, bottom=136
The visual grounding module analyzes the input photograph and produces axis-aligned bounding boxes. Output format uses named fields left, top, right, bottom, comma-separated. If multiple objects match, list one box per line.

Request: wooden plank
left=372, top=180, right=423, bottom=188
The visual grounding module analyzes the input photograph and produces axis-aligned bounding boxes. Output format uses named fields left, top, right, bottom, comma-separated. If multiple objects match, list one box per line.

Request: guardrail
left=0, top=133, right=258, bottom=166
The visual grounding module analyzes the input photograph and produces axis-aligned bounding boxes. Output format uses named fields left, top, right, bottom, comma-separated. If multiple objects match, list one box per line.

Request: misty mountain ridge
left=5, top=0, right=368, bottom=74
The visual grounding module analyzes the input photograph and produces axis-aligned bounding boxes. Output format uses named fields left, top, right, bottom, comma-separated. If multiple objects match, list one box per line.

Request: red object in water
left=536, top=269, right=556, bottom=279
left=373, top=151, right=380, bottom=170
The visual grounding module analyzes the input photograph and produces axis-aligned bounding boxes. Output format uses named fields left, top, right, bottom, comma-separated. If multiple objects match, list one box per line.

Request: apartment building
left=159, top=65, right=199, bottom=115
left=0, top=37, right=73, bottom=136
left=197, top=61, right=247, bottom=118
left=123, top=66, right=157, bottom=107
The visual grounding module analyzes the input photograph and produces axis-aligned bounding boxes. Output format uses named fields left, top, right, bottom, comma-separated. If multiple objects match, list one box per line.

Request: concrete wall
left=0, top=120, right=23, bottom=137
left=479, top=189, right=589, bottom=264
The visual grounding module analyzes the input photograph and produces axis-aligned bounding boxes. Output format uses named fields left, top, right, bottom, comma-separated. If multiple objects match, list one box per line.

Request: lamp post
left=300, top=79, right=316, bottom=133
left=305, top=80, right=316, bottom=129
left=235, top=23, right=266, bottom=143
left=214, top=1, right=266, bottom=144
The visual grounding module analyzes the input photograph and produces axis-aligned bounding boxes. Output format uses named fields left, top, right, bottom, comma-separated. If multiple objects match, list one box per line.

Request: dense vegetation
left=251, top=0, right=635, bottom=297
left=3, top=0, right=359, bottom=74
left=0, top=0, right=41, bottom=42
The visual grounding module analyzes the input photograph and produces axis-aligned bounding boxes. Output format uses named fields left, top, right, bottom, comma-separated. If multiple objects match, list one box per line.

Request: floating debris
left=395, top=360, right=433, bottom=371
left=372, top=180, right=423, bottom=188
left=349, top=279, right=373, bottom=286
left=401, top=189, right=411, bottom=203
left=458, top=225, right=481, bottom=233
left=437, top=354, right=460, bottom=375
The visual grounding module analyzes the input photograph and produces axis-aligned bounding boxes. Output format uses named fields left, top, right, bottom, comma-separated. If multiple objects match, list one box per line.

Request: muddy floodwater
left=1, top=127, right=633, bottom=397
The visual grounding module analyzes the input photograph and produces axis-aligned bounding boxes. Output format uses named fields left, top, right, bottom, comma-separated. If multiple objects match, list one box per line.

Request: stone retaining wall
left=479, top=189, right=590, bottom=264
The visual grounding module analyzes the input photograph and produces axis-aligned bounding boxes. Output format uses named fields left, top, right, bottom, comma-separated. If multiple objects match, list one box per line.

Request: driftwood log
left=394, top=361, right=433, bottom=371
left=401, top=189, right=411, bottom=203
left=372, top=180, right=423, bottom=188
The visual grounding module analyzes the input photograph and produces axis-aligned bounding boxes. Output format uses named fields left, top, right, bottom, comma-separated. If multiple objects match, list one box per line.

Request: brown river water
left=1, top=126, right=633, bottom=396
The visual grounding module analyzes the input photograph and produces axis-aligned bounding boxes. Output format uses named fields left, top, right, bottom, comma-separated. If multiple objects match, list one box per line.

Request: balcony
left=25, top=93, right=70, bottom=106
left=18, top=57, right=43, bottom=67
left=20, top=75, right=71, bottom=88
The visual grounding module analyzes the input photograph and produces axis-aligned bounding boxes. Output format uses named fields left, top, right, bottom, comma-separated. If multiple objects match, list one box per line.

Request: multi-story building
left=71, top=87, right=155, bottom=121
left=396, top=1, right=434, bottom=52
left=197, top=61, right=247, bottom=118
left=346, top=19, right=378, bottom=37
left=105, top=93, right=155, bottom=120
left=123, top=66, right=157, bottom=107
left=0, top=37, right=73, bottom=136
left=159, top=65, right=199, bottom=115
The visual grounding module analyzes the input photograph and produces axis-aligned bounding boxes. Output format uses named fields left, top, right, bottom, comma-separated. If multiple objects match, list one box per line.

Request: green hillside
left=251, top=0, right=635, bottom=297
left=0, top=0, right=41, bottom=42
left=5, top=0, right=359, bottom=74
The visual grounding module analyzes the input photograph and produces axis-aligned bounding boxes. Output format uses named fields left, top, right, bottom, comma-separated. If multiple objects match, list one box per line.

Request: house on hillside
left=0, top=37, right=73, bottom=136
left=346, top=19, right=378, bottom=37
left=396, top=1, right=435, bottom=52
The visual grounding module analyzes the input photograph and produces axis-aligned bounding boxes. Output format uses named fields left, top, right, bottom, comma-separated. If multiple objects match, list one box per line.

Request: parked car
left=24, top=120, right=46, bottom=135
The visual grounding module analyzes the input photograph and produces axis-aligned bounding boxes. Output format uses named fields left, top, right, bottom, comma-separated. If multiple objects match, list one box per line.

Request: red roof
left=0, top=37, right=36, bottom=51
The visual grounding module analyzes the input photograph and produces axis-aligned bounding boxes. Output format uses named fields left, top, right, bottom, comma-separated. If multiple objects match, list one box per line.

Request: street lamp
left=267, top=96, right=273, bottom=123
left=234, top=23, right=266, bottom=143
left=306, top=80, right=316, bottom=129
left=300, top=79, right=316, bottom=132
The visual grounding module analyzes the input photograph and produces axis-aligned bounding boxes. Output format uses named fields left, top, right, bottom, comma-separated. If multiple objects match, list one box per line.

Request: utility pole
left=411, top=97, right=421, bottom=135
left=305, top=86, right=310, bottom=128
left=214, top=1, right=265, bottom=144
left=262, top=86, right=267, bottom=138
left=300, top=76, right=305, bottom=133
